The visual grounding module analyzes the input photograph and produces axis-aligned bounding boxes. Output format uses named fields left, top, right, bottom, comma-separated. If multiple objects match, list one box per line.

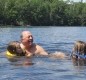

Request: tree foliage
left=0, top=0, right=86, bottom=26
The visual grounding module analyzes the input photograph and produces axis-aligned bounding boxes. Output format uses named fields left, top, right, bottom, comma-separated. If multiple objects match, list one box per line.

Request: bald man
left=20, top=31, right=48, bottom=57
left=20, top=31, right=66, bottom=58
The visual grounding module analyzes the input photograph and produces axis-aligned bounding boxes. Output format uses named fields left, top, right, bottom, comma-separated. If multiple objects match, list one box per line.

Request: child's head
left=73, top=41, right=86, bottom=54
left=72, top=40, right=86, bottom=59
left=7, top=41, right=25, bottom=56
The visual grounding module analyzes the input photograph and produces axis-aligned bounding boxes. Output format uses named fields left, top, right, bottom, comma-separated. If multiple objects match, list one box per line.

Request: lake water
left=0, top=26, right=86, bottom=80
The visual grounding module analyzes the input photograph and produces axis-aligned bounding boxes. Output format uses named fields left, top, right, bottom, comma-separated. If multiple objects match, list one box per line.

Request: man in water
left=20, top=31, right=48, bottom=57
left=20, top=31, right=66, bottom=58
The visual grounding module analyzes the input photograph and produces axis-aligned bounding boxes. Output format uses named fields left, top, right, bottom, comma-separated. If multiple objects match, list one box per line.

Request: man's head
left=20, top=31, right=33, bottom=46
left=7, top=41, right=25, bottom=56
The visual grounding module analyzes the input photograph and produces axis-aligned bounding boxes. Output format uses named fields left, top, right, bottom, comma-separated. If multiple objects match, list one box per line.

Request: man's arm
left=36, top=45, right=48, bottom=56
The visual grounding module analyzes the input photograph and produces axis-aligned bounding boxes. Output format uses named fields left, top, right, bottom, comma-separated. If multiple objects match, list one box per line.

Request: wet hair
left=72, top=41, right=86, bottom=59
left=73, top=41, right=86, bottom=54
left=7, top=41, right=25, bottom=56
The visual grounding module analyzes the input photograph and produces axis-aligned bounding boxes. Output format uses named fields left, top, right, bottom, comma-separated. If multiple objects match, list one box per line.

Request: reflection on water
left=72, top=59, right=86, bottom=66
left=0, top=27, right=86, bottom=80
left=72, top=58, right=86, bottom=73
left=7, top=57, right=34, bottom=67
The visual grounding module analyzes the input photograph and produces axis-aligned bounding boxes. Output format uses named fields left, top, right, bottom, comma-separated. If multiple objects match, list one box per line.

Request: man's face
left=22, top=32, right=33, bottom=46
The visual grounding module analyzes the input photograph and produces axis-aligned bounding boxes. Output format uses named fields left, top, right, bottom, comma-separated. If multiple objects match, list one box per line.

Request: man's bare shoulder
left=33, top=43, right=48, bottom=56
left=33, top=43, right=43, bottom=50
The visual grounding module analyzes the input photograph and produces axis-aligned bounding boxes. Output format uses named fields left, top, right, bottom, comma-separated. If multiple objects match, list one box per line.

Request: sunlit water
left=0, top=26, right=86, bottom=80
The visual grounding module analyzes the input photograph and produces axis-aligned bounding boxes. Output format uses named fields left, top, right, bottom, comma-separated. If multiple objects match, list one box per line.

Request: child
left=6, top=41, right=25, bottom=57
left=72, top=40, right=86, bottom=59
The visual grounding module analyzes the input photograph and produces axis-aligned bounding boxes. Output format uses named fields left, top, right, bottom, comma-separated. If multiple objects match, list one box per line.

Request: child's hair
left=72, top=40, right=86, bottom=59
left=7, top=41, right=25, bottom=56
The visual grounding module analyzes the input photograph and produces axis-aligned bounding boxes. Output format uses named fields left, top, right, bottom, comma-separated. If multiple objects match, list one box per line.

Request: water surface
left=0, top=26, right=86, bottom=80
